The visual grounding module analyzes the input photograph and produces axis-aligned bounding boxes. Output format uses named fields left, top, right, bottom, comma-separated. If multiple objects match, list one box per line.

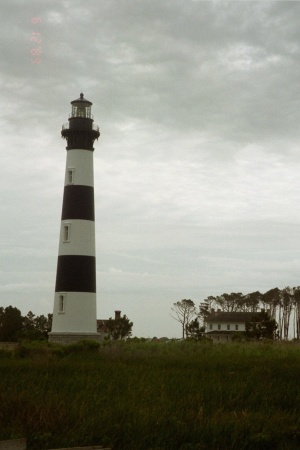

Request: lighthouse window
left=58, top=294, right=65, bottom=313
left=67, top=169, right=74, bottom=184
left=63, top=224, right=70, bottom=242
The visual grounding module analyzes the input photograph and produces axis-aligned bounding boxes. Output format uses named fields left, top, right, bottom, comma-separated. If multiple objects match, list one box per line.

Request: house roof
left=206, top=312, right=254, bottom=323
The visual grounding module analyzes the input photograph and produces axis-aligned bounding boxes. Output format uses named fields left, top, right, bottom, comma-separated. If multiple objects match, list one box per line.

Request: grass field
left=0, top=339, right=299, bottom=450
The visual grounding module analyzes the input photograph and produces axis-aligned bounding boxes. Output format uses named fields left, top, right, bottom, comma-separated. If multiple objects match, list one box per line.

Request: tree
left=0, top=306, right=23, bottom=342
left=171, top=299, right=196, bottom=339
left=244, top=291, right=262, bottom=312
left=22, top=311, right=36, bottom=339
left=281, top=287, right=294, bottom=341
left=214, top=292, right=245, bottom=312
left=186, top=318, right=205, bottom=340
left=32, top=313, right=52, bottom=339
left=245, top=311, right=278, bottom=340
left=22, top=312, right=53, bottom=340
left=262, top=288, right=281, bottom=320
left=293, top=286, right=300, bottom=340
left=106, top=314, right=133, bottom=340
left=199, top=301, right=210, bottom=323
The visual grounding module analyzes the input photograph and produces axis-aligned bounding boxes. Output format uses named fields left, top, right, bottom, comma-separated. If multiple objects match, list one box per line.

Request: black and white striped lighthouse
left=49, top=94, right=101, bottom=344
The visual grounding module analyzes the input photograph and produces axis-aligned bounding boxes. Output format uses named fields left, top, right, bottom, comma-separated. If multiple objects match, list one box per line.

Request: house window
left=218, top=324, right=221, bottom=330
left=227, top=324, right=230, bottom=330
left=58, top=294, right=65, bottom=313
left=67, top=169, right=74, bottom=184
left=235, top=324, right=239, bottom=331
left=209, top=324, right=213, bottom=330
left=63, top=224, right=70, bottom=242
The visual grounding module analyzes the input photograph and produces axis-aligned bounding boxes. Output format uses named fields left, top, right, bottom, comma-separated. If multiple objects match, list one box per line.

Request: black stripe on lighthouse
left=55, top=255, right=96, bottom=293
left=61, top=185, right=94, bottom=221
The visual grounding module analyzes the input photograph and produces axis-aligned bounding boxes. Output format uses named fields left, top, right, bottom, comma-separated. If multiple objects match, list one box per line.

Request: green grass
left=0, top=340, right=299, bottom=449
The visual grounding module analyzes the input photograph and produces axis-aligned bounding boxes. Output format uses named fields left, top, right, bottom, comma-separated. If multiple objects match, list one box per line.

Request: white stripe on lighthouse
left=52, top=292, right=97, bottom=333
left=64, top=149, right=94, bottom=187
left=58, top=220, right=96, bottom=256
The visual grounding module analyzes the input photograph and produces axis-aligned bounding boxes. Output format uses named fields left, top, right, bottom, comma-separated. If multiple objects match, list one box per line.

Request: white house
left=205, top=310, right=255, bottom=343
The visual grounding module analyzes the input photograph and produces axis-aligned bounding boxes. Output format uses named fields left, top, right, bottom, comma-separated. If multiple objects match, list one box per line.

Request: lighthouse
left=49, top=94, right=101, bottom=344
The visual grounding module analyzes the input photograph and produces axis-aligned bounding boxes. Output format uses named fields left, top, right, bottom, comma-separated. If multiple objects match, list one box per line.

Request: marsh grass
left=0, top=340, right=299, bottom=449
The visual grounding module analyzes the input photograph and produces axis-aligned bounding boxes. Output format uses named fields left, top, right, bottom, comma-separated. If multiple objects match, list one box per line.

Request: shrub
left=64, top=339, right=100, bottom=354
left=0, top=340, right=299, bottom=449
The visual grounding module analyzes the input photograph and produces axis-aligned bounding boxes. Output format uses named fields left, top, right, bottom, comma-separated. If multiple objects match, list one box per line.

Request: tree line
left=0, top=306, right=133, bottom=342
left=171, top=286, right=300, bottom=340
left=0, top=306, right=52, bottom=342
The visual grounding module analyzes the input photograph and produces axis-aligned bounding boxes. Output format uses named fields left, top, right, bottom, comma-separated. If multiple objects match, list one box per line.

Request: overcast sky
left=1, top=0, right=300, bottom=338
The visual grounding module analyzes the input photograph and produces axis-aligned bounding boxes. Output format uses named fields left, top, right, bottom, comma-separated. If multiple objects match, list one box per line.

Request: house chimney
left=115, top=310, right=121, bottom=320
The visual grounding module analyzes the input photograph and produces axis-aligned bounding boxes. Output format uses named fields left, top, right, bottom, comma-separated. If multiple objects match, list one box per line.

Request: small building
left=205, top=310, right=254, bottom=343
left=97, top=310, right=121, bottom=339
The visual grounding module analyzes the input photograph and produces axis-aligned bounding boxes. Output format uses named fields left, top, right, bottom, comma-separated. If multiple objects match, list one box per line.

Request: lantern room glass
left=71, top=104, right=92, bottom=118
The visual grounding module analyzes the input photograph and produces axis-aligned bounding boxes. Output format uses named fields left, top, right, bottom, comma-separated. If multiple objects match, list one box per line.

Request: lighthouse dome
left=71, top=93, right=92, bottom=106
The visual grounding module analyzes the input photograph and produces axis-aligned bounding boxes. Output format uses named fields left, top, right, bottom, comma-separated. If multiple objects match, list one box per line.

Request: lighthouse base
left=48, top=332, right=103, bottom=345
